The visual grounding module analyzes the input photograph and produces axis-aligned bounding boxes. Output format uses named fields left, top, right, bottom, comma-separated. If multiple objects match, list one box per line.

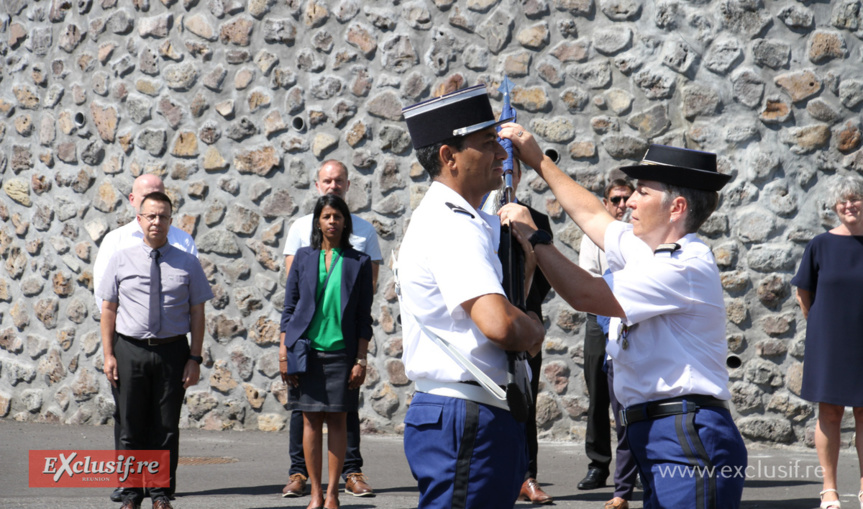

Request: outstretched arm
left=498, top=122, right=615, bottom=250
left=502, top=203, right=626, bottom=319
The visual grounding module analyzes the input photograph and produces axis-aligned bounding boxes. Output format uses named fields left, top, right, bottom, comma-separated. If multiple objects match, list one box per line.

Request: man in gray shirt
left=93, top=174, right=199, bottom=503
left=99, top=192, right=213, bottom=509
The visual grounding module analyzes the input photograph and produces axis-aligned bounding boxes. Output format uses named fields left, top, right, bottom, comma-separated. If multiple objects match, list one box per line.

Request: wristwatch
left=189, top=355, right=203, bottom=365
left=355, top=358, right=367, bottom=367
left=528, top=229, right=553, bottom=248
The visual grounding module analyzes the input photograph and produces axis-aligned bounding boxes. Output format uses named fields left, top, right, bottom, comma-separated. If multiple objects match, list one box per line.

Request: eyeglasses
left=838, top=197, right=862, bottom=206
left=609, top=195, right=631, bottom=205
left=139, top=213, right=172, bottom=223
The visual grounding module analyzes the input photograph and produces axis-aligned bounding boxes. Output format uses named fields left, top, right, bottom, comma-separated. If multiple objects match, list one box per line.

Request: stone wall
left=1, top=0, right=862, bottom=447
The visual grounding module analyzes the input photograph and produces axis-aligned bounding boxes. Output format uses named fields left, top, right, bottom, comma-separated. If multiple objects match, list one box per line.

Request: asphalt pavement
left=2, top=419, right=860, bottom=509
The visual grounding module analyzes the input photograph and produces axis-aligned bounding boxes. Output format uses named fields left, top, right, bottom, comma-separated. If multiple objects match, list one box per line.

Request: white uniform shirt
left=399, top=182, right=509, bottom=408
left=282, top=213, right=382, bottom=261
left=602, top=221, right=731, bottom=407
left=578, top=234, right=608, bottom=279
left=93, top=221, right=198, bottom=309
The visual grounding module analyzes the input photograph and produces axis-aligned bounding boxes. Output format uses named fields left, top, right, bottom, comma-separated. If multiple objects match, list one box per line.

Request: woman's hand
left=498, top=122, right=545, bottom=171
left=348, top=363, right=366, bottom=390
left=499, top=203, right=538, bottom=241
left=499, top=203, right=539, bottom=295
left=279, top=342, right=299, bottom=387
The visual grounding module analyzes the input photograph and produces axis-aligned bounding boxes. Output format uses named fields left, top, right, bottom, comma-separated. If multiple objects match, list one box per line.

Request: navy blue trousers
left=584, top=314, right=612, bottom=473
left=404, top=392, right=527, bottom=509
left=607, top=361, right=639, bottom=500
left=627, top=404, right=747, bottom=509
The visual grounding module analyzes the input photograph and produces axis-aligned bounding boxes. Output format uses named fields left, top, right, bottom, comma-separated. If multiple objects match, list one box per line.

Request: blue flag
left=497, top=76, right=517, bottom=204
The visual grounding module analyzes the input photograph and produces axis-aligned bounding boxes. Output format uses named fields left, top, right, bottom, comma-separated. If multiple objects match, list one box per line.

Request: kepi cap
left=403, top=84, right=512, bottom=149
left=619, top=144, right=732, bottom=191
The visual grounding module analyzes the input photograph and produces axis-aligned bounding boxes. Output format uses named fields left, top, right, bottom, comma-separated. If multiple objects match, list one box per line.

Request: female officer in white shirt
left=498, top=123, right=747, bottom=509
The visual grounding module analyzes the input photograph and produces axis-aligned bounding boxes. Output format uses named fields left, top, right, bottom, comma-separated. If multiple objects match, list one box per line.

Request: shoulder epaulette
left=654, top=243, right=681, bottom=254
left=445, top=202, right=475, bottom=218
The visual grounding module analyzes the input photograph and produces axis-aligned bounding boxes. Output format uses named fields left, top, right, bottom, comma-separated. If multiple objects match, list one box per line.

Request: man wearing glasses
left=93, top=174, right=198, bottom=504
left=98, top=192, right=213, bottom=509
left=577, top=178, right=634, bottom=495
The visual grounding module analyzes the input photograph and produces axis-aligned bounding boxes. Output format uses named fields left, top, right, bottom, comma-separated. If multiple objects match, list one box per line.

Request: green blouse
left=305, top=249, right=345, bottom=352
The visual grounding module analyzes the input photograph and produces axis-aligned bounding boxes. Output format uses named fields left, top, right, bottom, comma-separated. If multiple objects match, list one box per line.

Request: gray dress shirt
left=97, top=242, right=213, bottom=339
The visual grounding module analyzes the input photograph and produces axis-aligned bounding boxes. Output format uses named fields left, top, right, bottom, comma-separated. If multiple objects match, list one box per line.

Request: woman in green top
left=280, top=194, right=374, bottom=509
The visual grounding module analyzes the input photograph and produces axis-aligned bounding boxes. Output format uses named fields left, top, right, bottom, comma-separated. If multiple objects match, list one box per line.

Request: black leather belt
left=621, top=395, right=729, bottom=426
left=118, top=332, right=186, bottom=346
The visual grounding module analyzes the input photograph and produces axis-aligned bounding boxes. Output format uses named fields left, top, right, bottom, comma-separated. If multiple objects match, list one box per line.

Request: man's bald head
left=130, top=174, right=165, bottom=212
left=315, top=160, right=350, bottom=199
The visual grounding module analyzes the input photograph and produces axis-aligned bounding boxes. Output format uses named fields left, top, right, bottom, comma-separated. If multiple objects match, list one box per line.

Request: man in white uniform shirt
left=499, top=126, right=747, bottom=509
left=280, top=159, right=381, bottom=499
left=399, top=85, right=546, bottom=509
left=92, top=174, right=197, bottom=503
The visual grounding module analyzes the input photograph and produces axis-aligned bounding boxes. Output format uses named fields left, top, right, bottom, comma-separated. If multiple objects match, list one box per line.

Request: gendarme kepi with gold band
left=402, top=84, right=512, bottom=149
left=619, top=144, right=732, bottom=191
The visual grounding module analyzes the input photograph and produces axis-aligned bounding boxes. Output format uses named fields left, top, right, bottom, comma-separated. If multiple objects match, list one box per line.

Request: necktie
left=149, top=249, right=161, bottom=334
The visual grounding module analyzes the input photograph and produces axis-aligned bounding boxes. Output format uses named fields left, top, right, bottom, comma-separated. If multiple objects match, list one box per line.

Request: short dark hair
left=659, top=183, right=719, bottom=233
left=415, top=135, right=466, bottom=178
left=310, top=194, right=353, bottom=250
left=604, top=178, right=634, bottom=199
left=141, top=191, right=173, bottom=211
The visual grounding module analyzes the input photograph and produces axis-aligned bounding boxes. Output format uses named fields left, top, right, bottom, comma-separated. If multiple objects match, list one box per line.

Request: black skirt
left=288, top=349, right=358, bottom=412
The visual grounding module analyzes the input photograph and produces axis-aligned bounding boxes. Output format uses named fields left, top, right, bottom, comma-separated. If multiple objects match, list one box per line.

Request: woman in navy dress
left=792, top=175, right=863, bottom=509
left=279, top=194, right=373, bottom=509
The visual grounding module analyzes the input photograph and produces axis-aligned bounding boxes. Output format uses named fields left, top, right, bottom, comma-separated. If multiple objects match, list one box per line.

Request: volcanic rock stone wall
left=1, top=0, right=862, bottom=447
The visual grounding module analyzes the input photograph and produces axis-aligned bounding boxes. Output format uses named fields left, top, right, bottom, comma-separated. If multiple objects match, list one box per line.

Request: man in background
left=578, top=178, right=640, bottom=509
left=577, top=179, right=634, bottom=493
left=506, top=160, right=554, bottom=505
left=99, top=192, right=212, bottom=509
left=93, top=174, right=198, bottom=503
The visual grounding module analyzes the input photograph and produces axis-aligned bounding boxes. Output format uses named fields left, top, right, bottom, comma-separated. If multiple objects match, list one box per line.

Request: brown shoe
left=120, top=500, right=140, bottom=509
left=344, top=472, right=374, bottom=497
left=152, top=498, right=173, bottom=509
left=281, top=473, right=308, bottom=497
left=604, top=497, right=630, bottom=509
left=519, top=478, right=554, bottom=504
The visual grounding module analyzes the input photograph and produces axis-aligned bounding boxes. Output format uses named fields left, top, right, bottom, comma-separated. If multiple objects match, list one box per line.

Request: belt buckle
left=619, top=409, right=628, bottom=427
left=147, top=337, right=158, bottom=346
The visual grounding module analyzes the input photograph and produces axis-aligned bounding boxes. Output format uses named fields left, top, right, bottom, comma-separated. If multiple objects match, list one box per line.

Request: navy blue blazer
left=281, top=247, right=373, bottom=360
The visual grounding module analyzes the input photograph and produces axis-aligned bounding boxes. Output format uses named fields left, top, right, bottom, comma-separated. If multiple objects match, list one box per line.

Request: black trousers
left=583, top=314, right=611, bottom=473
left=525, top=351, right=542, bottom=479
left=288, top=409, right=364, bottom=478
left=112, top=335, right=189, bottom=503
